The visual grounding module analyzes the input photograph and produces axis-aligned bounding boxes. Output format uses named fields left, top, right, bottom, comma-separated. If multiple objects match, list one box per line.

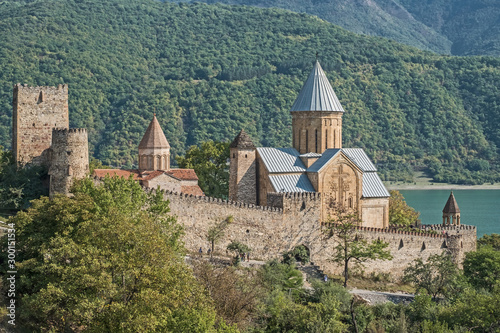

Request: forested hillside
left=0, top=0, right=498, bottom=184
left=175, top=0, right=500, bottom=57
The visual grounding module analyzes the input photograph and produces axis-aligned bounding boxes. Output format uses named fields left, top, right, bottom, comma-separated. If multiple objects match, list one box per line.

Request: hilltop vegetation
left=0, top=0, right=498, bottom=184
left=173, top=0, right=500, bottom=57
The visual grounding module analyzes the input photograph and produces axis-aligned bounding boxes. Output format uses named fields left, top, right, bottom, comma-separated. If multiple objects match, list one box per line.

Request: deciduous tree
left=325, top=206, right=392, bottom=287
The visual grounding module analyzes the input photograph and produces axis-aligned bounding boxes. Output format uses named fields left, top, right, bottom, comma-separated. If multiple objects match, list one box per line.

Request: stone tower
left=290, top=61, right=344, bottom=154
left=138, top=114, right=170, bottom=171
left=443, top=191, right=461, bottom=225
left=48, top=128, right=89, bottom=197
left=229, top=129, right=257, bottom=204
left=12, top=84, right=69, bottom=165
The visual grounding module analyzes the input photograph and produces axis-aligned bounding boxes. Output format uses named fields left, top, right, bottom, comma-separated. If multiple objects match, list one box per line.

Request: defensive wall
left=158, top=189, right=476, bottom=279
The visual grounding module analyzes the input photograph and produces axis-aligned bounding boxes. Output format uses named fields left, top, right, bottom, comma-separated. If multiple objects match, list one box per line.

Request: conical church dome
left=139, top=114, right=170, bottom=149
left=290, top=61, right=344, bottom=112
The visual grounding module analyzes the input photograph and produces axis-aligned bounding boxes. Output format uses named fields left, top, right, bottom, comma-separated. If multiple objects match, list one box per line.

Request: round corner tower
left=229, top=129, right=257, bottom=204
left=48, top=128, right=89, bottom=197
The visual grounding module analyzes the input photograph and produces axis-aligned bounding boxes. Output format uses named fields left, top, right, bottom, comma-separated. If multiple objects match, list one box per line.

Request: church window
left=325, top=130, right=328, bottom=148
left=233, top=153, right=235, bottom=158
left=315, top=129, right=318, bottom=153
left=245, top=154, right=247, bottom=158
left=305, top=130, right=309, bottom=152
left=348, top=197, right=353, bottom=208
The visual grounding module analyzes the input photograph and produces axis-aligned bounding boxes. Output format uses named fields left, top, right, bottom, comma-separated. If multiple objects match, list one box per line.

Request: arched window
left=315, top=129, right=318, bottom=153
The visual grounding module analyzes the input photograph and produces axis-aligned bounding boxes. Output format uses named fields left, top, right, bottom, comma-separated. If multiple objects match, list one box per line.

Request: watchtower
left=12, top=84, right=69, bottom=165
left=229, top=129, right=256, bottom=204
left=443, top=191, right=461, bottom=225
left=48, top=128, right=89, bottom=197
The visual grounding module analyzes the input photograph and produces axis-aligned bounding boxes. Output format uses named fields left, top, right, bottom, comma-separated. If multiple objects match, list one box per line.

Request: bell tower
left=443, top=191, right=461, bottom=225
left=291, top=61, right=344, bottom=154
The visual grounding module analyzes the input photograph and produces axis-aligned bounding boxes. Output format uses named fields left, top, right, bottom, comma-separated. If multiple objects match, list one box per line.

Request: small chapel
left=229, top=61, right=390, bottom=228
left=93, top=114, right=204, bottom=196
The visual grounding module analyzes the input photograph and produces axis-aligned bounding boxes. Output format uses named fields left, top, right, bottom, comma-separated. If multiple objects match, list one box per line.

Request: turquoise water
left=399, top=190, right=500, bottom=238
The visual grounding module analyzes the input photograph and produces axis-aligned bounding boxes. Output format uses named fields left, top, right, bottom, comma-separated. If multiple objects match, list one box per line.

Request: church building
left=93, top=114, right=204, bottom=196
left=229, top=61, right=390, bottom=228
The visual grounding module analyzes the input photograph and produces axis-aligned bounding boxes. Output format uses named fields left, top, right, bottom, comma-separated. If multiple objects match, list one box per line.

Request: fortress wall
left=159, top=189, right=474, bottom=279
left=162, top=191, right=286, bottom=259
left=311, top=226, right=474, bottom=279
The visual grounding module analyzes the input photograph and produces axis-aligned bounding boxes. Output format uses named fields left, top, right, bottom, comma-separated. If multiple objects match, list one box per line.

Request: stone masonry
left=12, top=84, right=69, bottom=165
left=156, top=189, right=476, bottom=279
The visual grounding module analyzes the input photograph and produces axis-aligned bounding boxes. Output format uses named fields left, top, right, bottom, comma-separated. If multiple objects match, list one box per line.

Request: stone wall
left=229, top=147, right=256, bottom=204
left=12, top=84, right=69, bottom=165
left=48, top=128, right=89, bottom=197
left=160, top=189, right=475, bottom=279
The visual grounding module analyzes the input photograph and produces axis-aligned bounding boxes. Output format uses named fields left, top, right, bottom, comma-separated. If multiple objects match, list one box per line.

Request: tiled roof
left=257, top=147, right=306, bottom=173
left=181, top=185, right=205, bottom=196
left=307, top=149, right=341, bottom=173
left=230, top=129, right=255, bottom=149
left=362, top=172, right=390, bottom=198
left=138, top=114, right=170, bottom=149
left=139, top=170, right=165, bottom=181
left=290, top=61, right=345, bottom=112
left=269, top=174, right=315, bottom=193
left=342, top=148, right=377, bottom=172
left=166, top=169, right=199, bottom=181
left=93, top=169, right=140, bottom=180
left=443, top=192, right=460, bottom=213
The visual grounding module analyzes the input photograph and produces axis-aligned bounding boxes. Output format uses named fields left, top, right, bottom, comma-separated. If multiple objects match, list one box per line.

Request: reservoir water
left=399, top=190, right=500, bottom=238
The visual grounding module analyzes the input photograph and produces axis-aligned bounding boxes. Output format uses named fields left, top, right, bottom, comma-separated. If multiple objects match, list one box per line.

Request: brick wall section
left=159, top=189, right=475, bottom=279
left=12, top=84, right=69, bottom=165
left=49, top=128, right=89, bottom=197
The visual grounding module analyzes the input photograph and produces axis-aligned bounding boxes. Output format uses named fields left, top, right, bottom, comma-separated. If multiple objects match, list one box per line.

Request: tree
left=207, top=216, right=232, bottom=258
left=7, top=176, right=235, bottom=332
left=227, top=241, right=250, bottom=266
left=477, top=233, right=500, bottom=251
left=463, top=247, right=500, bottom=292
left=403, top=253, right=461, bottom=299
left=176, top=141, right=230, bottom=198
left=325, top=206, right=392, bottom=287
left=389, top=190, right=420, bottom=226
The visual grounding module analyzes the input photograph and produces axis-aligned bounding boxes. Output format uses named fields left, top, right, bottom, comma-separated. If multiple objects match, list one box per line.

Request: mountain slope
left=0, top=0, right=498, bottom=184
left=174, top=0, right=500, bottom=56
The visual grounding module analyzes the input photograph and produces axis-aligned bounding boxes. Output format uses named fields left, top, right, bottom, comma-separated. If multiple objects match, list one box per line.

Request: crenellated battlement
left=146, top=187, right=284, bottom=213
left=14, top=83, right=67, bottom=91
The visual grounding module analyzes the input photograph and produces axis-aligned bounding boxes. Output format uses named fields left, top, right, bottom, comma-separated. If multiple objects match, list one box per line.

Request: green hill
left=175, top=0, right=500, bottom=57
left=0, top=0, right=498, bottom=184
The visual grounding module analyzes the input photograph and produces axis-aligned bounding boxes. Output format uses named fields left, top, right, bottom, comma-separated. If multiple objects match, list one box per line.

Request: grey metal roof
left=257, top=147, right=306, bottom=173
left=362, top=172, right=390, bottom=198
left=269, top=174, right=315, bottom=193
left=290, top=61, right=345, bottom=112
left=342, top=148, right=377, bottom=172
left=307, top=149, right=341, bottom=172
left=299, top=152, right=322, bottom=158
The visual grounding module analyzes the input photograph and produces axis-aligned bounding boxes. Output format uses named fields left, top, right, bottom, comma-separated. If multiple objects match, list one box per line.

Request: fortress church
left=229, top=61, right=390, bottom=228
left=10, top=61, right=476, bottom=278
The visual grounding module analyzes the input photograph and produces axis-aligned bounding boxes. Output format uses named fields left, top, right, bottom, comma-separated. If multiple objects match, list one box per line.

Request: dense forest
left=0, top=0, right=499, bottom=184
left=172, top=0, right=500, bottom=57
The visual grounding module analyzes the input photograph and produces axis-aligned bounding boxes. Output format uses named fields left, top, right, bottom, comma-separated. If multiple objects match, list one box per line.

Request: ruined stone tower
left=12, top=84, right=69, bottom=165
left=291, top=61, right=344, bottom=154
left=229, top=129, right=257, bottom=204
left=48, top=128, right=89, bottom=197
left=443, top=191, right=461, bottom=225
left=138, top=114, right=170, bottom=171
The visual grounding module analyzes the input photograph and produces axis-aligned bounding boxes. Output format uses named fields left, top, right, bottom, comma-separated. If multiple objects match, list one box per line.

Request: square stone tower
left=12, top=84, right=69, bottom=165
